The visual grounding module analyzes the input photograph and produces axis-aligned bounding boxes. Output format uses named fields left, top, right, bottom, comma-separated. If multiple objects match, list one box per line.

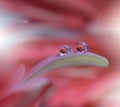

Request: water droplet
left=59, top=45, right=71, bottom=56
left=76, top=42, right=88, bottom=53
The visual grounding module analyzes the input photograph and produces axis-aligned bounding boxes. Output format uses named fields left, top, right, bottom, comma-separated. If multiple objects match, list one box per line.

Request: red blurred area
left=0, top=0, right=120, bottom=107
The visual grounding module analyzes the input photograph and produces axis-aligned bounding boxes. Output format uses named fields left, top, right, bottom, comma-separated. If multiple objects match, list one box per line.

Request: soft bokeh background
left=0, top=0, right=120, bottom=107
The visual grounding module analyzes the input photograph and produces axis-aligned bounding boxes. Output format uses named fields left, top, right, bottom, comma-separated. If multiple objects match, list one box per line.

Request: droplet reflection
left=76, top=42, right=88, bottom=53
left=59, top=45, right=71, bottom=56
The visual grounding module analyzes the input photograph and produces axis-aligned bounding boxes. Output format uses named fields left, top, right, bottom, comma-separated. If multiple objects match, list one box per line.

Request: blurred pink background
left=0, top=0, right=120, bottom=107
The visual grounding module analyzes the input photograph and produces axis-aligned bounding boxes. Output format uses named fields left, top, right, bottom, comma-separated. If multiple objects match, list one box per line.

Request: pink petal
left=0, top=78, right=50, bottom=107
left=87, top=69, right=120, bottom=102
left=0, top=64, right=25, bottom=99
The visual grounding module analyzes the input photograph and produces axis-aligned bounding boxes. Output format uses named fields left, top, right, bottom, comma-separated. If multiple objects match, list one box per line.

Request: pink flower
left=0, top=64, right=50, bottom=107
left=0, top=0, right=120, bottom=107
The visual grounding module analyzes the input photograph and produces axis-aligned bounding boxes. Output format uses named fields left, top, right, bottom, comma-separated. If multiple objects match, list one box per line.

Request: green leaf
left=23, top=52, right=109, bottom=83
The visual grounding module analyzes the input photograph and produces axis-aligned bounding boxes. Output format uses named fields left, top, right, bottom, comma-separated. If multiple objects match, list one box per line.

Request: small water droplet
left=59, top=45, right=71, bottom=56
left=76, top=42, right=88, bottom=53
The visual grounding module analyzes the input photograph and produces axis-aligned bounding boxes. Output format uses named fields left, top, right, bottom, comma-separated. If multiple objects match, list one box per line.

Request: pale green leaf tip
left=22, top=52, right=109, bottom=82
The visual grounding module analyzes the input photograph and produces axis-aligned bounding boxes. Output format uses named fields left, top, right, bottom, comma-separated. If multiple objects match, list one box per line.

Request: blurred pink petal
left=0, top=78, right=50, bottom=107
left=0, top=0, right=120, bottom=107
left=46, top=78, right=94, bottom=106
left=0, top=64, right=25, bottom=99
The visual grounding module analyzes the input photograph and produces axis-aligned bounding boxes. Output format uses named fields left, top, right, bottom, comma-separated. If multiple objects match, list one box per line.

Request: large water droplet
left=59, top=45, right=71, bottom=56
left=76, top=42, right=88, bottom=53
